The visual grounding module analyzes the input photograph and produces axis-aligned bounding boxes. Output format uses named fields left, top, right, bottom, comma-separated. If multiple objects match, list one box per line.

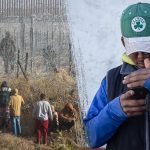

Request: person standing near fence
left=0, top=32, right=16, bottom=74
left=33, top=93, right=53, bottom=145
left=9, top=88, right=24, bottom=136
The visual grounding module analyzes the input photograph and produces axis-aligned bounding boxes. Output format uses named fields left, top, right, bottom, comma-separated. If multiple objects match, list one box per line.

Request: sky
left=67, top=0, right=150, bottom=115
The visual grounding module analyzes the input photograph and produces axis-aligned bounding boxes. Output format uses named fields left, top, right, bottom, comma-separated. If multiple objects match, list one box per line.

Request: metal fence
left=0, top=0, right=65, bottom=19
left=0, top=0, right=72, bottom=75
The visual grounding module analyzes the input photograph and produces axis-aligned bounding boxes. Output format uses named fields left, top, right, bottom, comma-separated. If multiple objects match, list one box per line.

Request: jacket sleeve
left=144, top=76, right=150, bottom=90
left=83, top=78, right=128, bottom=148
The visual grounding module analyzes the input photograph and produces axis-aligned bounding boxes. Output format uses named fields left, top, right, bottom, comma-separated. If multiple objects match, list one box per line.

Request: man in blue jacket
left=84, top=2, right=150, bottom=150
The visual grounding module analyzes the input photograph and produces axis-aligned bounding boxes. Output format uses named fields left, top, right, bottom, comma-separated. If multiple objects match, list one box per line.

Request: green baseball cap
left=121, top=2, right=150, bottom=38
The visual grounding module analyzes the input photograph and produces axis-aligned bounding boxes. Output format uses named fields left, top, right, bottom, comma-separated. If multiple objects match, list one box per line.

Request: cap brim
left=124, top=36, right=150, bottom=55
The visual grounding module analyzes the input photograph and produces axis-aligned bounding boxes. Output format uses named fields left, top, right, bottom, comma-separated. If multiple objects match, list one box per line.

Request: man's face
left=129, top=52, right=150, bottom=68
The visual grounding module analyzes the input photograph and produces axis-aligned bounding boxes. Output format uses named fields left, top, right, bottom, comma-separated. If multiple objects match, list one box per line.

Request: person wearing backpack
left=0, top=81, right=11, bottom=132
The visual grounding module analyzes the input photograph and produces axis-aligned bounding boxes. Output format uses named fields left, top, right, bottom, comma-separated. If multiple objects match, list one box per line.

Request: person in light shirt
left=33, top=93, right=53, bottom=145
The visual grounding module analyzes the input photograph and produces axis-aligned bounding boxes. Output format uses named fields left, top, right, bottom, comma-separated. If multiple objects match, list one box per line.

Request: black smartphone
left=129, top=87, right=148, bottom=100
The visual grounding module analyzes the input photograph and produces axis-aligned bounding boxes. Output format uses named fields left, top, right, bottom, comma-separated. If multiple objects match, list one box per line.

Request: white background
left=67, top=0, right=150, bottom=114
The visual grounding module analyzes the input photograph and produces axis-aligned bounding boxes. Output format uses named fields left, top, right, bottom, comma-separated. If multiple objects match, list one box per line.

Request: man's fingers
left=123, top=75, right=148, bottom=84
left=120, top=90, right=147, bottom=117
left=124, top=69, right=150, bottom=79
left=144, top=58, right=150, bottom=69
left=121, top=99, right=146, bottom=107
left=121, top=90, right=134, bottom=99
left=123, top=69, right=150, bottom=84
left=126, top=80, right=145, bottom=88
left=127, top=111, right=145, bottom=117
left=123, top=105, right=146, bottom=113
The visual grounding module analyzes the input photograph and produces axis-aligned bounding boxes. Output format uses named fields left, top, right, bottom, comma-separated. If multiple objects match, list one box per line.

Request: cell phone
left=129, top=87, right=148, bottom=100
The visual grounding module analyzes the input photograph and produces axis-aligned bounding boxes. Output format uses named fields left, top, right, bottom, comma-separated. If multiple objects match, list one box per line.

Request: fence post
left=30, top=16, right=33, bottom=73
left=17, top=49, right=20, bottom=78
left=25, top=52, right=28, bottom=73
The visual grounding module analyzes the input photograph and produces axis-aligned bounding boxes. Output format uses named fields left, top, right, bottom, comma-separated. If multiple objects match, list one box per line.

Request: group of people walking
left=0, top=81, right=78, bottom=145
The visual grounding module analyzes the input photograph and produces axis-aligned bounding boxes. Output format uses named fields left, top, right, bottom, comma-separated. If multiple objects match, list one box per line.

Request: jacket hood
left=12, top=88, right=18, bottom=95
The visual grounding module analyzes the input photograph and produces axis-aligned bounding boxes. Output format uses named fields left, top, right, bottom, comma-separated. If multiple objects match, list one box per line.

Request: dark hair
left=11, top=89, right=16, bottom=95
left=1, top=81, right=8, bottom=88
left=40, top=93, right=46, bottom=100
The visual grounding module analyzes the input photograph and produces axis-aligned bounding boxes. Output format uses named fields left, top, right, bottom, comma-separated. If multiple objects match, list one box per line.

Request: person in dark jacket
left=0, top=81, right=11, bottom=132
left=0, top=32, right=16, bottom=74
left=84, top=2, right=150, bottom=150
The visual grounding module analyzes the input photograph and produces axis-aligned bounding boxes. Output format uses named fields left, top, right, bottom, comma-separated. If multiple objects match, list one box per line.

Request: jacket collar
left=120, top=62, right=138, bottom=75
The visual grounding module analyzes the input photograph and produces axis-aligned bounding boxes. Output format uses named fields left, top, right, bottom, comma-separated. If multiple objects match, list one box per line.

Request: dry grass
left=0, top=69, right=85, bottom=149
left=6, top=69, right=78, bottom=107
left=0, top=132, right=82, bottom=150
left=0, top=133, right=35, bottom=150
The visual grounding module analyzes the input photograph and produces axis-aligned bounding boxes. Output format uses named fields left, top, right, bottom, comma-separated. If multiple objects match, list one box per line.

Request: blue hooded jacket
left=83, top=55, right=150, bottom=148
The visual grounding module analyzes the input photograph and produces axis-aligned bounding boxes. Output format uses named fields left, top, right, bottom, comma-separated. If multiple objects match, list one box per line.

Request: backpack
left=0, top=87, right=11, bottom=107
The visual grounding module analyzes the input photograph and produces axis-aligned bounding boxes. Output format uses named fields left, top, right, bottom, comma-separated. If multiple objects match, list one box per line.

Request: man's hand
left=120, top=90, right=146, bottom=117
left=123, top=58, right=150, bottom=88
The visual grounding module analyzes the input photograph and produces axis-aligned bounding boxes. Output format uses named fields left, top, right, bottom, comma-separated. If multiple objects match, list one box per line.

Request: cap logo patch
left=131, top=16, right=146, bottom=32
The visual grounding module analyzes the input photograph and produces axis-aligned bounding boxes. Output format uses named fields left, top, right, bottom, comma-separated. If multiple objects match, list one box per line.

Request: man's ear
left=121, top=36, right=125, bottom=47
